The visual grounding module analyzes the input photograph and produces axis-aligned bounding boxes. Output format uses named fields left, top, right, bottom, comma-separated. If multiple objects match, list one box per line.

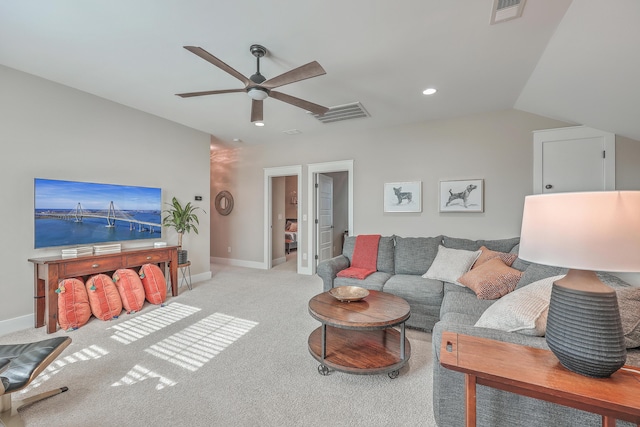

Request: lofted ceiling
left=2, top=1, right=639, bottom=146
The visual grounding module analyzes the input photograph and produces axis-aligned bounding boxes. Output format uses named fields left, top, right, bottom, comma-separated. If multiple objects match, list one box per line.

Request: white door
left=533, top=127, right=615, bottom=194
left=316, top=174, right=333, bottom=264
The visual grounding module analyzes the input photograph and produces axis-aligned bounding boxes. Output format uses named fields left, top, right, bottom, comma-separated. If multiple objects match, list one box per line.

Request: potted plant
left=162, top=196, right=203, bottom=264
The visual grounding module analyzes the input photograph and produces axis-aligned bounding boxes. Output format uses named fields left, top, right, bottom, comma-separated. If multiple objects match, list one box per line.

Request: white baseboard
left=191, top=271, right=212, bottom=283
left=211, top=257, right=266, bottom=270
left=0, top=314, right=34, bottom=337
left=272, top=256, right=286, bottom=267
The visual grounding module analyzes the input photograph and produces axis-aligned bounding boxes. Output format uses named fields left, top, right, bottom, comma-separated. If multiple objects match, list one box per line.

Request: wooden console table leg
left=465, top=374, right=477, bottom=427
left=33, top=267, right=46, bottom=328
left=602, top=415, right=616, bottom=427
left=46, top=265, right=60, bottom=334
left=169, top=249, right=178, bottom=297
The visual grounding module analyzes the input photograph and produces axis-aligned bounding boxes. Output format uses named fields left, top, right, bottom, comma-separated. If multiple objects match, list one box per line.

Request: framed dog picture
left=439, top=179, right=484, bottom=212
left=384, top=181, right=422, bottom=213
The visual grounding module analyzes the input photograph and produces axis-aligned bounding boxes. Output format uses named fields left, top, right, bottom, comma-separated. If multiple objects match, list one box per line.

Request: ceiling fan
left=176, top=44, right=329, bottom=123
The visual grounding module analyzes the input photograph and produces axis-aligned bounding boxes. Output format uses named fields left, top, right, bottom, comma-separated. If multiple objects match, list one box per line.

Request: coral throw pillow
left=57, top=278, right=92, bottom=331
left=113, top=268, right=146, bottom=313
left=458, top=258, right=523, bottom=300
left=472, top=245, right=517, bottom=269
left=86, top=274, right=123, bottom=320
left=139, top=263, right=167, bottom=305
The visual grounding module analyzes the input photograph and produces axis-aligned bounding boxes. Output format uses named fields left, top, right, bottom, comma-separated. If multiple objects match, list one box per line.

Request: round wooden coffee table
left=308, top=289, right=411, bottom=378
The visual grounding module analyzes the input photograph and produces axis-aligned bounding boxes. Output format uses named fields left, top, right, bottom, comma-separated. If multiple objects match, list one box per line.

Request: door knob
left=545, top=184, right=553, bottom=189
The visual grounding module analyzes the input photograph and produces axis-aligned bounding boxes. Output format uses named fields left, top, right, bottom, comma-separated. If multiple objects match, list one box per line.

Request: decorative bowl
left=329, top=286, right=369, bottom=302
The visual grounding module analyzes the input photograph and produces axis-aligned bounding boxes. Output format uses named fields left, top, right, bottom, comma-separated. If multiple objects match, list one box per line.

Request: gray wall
left=0, top=65, right=211, bottom=333
left=210, top=109, right=640, bottom=271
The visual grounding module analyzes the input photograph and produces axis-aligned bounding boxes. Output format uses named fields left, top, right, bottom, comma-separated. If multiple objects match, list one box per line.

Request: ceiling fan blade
left=261, top=61, right=326, bottom=90
left=251, top=99, right=264, bottom=122
left=183, top=46, right=250, bottom=86
left=176, top=88, right=245, bottom=98
left=269, top=91, right=329, bottom=116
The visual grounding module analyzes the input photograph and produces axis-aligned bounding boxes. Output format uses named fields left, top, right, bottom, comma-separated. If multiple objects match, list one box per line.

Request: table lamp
left=518, top=191, right=640, bottom=378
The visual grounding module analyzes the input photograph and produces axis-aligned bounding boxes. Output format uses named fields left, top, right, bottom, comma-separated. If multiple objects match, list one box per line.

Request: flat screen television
left=34, top=178, right=162, bottom=249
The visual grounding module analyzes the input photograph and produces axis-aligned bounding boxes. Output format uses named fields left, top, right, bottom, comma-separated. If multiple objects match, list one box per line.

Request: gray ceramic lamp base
left=546, top=282, right=627, bottom=378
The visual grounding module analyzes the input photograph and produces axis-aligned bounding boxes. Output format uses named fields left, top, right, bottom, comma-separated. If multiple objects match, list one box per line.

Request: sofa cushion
left=334, top=272, right=392, bottom=291
left=509, top=243, right=533, bottom=272
left=394, top=236, right=443, bottom=275
left=443, top=236, right=520, bottom=253
left=440, top=312, right=480, bottom=326
left=440, top=290, right=494, bottom=319
left=458, top=258, right=523, bottom=300
left=384, top=274, right=444, bottom=305
left=443, top=282, right=476, bottom=294
left=515, top=263, right=568, bottom=290
left=423, top=245, right=480, bottom=286
left=474, top=275, right=564, bottom=336
left=617, top=287, right=640, bottom=348
left=342, top=235, right=395, bottom=274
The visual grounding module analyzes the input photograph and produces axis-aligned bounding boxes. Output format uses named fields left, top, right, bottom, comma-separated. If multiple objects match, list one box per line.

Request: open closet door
left=316, top=173, right=333, bottom=265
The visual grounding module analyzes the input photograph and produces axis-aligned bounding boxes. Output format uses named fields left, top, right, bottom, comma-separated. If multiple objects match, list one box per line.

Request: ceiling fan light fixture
left=248, top=87, right=269, bottom=101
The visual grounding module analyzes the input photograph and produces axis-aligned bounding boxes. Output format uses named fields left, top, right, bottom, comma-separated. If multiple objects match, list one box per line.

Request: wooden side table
left=439, top=332, right=640, bottom=427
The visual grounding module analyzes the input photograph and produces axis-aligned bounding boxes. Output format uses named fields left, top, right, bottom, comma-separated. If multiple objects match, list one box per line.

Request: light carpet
left=0, top=262, right=436, bottom=426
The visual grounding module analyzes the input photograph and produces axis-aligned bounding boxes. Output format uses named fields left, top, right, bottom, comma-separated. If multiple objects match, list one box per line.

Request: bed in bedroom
left=285, top=218, right=298, bottom=253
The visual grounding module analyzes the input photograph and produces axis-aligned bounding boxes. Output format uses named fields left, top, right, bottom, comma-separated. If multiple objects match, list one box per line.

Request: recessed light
left=232, top=138, right=242, bottom=142
left=254, top=122, right=265, bottom=127
left=423, top=88, right=437, bottom=95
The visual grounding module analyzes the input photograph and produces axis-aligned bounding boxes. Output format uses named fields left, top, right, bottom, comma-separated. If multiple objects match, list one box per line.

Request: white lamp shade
left=519, top=191, right=640, bottom=272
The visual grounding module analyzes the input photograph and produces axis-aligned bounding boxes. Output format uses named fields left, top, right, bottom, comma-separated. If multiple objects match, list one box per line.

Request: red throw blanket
left=337, top=234, right=381, bottom=280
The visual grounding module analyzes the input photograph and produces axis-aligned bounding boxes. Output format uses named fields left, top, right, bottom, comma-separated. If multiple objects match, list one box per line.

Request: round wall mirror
left=215, top=191, right=234, bottom=216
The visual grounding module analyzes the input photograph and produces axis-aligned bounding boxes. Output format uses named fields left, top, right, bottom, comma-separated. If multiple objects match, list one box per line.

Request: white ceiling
left=2, top=1, right=639, bottom=146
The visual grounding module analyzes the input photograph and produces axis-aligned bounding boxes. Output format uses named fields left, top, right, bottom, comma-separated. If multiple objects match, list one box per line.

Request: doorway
left=305, top=160, right=354, bottom=276
left=263, top=165, right=302, bottom=272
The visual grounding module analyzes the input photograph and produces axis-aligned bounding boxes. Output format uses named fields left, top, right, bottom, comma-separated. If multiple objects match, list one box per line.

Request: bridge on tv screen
left=35, top=201, right=161, bottom=233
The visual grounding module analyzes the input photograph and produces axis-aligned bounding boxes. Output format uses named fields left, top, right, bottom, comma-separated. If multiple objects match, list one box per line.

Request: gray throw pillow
left=423, top=245, right=481, bottom=286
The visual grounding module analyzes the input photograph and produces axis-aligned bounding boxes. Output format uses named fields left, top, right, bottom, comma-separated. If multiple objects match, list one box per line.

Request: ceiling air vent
left=490, top=0, right=527, bottom=25
left=309, top=102, right=370, bottom=124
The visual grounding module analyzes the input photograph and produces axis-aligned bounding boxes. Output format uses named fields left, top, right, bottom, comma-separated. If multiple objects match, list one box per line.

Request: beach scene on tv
left=34, top=178, right=162, bottom=249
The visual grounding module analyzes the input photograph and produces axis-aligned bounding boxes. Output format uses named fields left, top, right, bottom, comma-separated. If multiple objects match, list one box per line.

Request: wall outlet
left=227, top=246, right=231, bottom=253
left=302, top=253, right=307, bottom=260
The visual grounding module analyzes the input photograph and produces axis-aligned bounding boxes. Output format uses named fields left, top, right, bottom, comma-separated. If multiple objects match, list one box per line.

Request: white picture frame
left=384, top=181, right=422, bottom=213
left=439, top=179, right=484, bottom=212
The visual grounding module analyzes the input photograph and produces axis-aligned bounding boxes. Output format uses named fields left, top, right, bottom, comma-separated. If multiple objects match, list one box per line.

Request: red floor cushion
left=86, top=273, right=123, bottom=320
left=56, top=278, right=91, bottom=331
left=113, top=268, right=146, bottom=313
left=139, top=263, right=167, bottom=305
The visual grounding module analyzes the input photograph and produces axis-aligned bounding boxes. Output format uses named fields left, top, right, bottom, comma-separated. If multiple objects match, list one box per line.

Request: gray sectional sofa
left=317, top=234, right=640, bottom=427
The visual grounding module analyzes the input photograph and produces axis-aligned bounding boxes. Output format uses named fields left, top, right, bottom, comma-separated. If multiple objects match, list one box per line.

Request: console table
left=28, top=245, right=179, bottom=334
left=440, top=332, right=640, bottom=427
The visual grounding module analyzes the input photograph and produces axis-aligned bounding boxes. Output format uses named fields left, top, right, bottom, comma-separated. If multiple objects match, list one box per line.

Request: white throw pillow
left=474, top=274, right=565, bottom=336
left=422, top=245, right=481, bottom=286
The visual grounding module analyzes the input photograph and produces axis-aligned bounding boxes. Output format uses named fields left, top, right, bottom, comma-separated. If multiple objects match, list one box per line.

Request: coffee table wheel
left=388, top=370, right=400, bottom=379
left=318, top=364, right=330, bottom=376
